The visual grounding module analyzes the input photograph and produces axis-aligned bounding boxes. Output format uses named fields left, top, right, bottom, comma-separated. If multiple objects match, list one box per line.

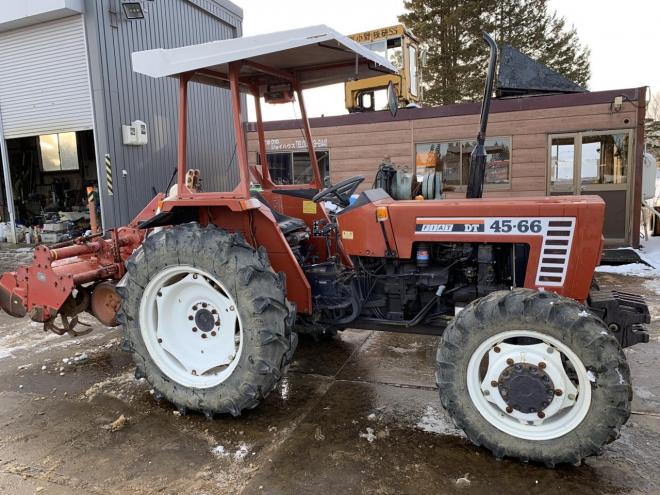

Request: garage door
left=0, top=15, right=93, bottom=139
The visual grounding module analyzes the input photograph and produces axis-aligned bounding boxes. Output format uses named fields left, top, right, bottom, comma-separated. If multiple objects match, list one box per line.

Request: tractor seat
left=251, top=192, right=308, bottom=235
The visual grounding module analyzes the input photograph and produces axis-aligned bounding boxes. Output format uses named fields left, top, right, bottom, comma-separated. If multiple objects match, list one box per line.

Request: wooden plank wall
left=247, top=101, right=638, bottom=199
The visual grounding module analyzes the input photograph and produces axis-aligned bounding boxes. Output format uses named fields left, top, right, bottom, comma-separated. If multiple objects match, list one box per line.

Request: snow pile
left=596, top=235, right=660, bottom=277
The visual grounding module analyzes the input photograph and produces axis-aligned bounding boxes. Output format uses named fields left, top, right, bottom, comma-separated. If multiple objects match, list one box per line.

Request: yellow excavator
left=344, top=24, right=425, bottom=112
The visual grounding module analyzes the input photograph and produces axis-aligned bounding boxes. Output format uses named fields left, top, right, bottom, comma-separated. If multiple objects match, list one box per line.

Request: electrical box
left=122, top=120, right=148, bottom=146
left=642, top=152, right=657, bottom=201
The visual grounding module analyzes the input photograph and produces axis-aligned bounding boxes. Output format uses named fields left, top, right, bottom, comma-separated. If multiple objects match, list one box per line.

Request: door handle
left=580, top=185, right=587, bottom=192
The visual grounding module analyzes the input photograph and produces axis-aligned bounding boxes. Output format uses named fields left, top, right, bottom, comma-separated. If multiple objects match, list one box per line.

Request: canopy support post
left=229, top=62, right=250, bottom=198
left=294, top=83, right=322, bottom=189
left=177, top=73, right=192, bottom=197
left=252, top=85, right=271, bottom=186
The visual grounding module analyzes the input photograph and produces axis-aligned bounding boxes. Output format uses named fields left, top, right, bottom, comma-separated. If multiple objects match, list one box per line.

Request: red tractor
left=0, top=26, right=650, bottom=467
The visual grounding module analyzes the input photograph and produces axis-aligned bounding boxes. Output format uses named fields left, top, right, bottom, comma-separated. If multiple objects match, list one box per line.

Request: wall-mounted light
left=122, top=2, right=145, bottom=19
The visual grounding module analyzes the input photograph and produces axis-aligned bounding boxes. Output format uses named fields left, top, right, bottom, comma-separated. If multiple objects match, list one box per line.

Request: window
left=258, top=151, right=329, bottom=185
left=363, top=37, right=404, bottom=71
left=549, top=131, right=630, bottom=191
left=415, top=138, right=511, bottom=186
left=408, top=45, right=418, bottom=97
left=550, top=137, right=575, bottom=189
left=39, top=132, right=80, bottom=172
left=581, top=133, right=628, bottom=185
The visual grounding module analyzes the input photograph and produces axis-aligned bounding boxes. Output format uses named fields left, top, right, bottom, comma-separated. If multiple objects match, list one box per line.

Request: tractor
left=0, top=25, right=650, bottom=467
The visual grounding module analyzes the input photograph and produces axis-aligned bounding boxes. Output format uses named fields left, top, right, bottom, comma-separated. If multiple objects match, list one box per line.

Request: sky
left=238, top=0, right=660, bottom=121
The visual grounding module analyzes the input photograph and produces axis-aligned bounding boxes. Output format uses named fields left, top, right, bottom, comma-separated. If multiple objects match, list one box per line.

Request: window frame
left=414, top=136, right=513, bottom=191
left=258, top=149, right=330, bottom=186
left=38, top=132, right=81, bottom=173
left=546, top=129, right=633, bottom=194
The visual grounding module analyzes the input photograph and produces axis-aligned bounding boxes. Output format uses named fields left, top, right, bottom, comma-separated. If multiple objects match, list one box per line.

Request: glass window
left=386, top=37, right=403, bottom=70
left=581, top=134, right=628, bottom=185
left=363, top=38, right=403, bottom=71
left=408, top=45, right=418, bottom=97
left=261, top=151, right=329, bottom=185
left=415, top=138, right=511, bottom=186
left=365, top=40, right=386, bottom=59
left=550, top=137, right=575, bottom=187
left=266, top=153, right=292, bottom=184
left=484, top=139, right=511, bottom=184
left=39, top=132, right=80, bottom=172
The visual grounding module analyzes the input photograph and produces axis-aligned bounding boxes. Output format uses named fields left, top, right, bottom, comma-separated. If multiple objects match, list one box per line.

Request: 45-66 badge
left=415, top=217, right=574, bottom=237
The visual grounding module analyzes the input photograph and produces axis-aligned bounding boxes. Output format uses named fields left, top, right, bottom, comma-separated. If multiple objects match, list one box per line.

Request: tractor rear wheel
left=117, top=223, right=297, bottom=416
left=437, top=288, right=631, bottom=467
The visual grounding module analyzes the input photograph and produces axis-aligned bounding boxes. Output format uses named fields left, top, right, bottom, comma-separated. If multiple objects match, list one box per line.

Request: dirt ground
left=0, top=248, right=658, bottom=494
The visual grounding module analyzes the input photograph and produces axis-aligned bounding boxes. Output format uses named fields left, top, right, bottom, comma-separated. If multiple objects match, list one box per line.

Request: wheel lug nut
left=157, top=291, right=162, bottom=297
left=229, top=305, right=235, bottom=311
left=193, top=305, right=198, bottom=311
left=491, top=380, right=498, bottom=387
left=506, top=358, right=514, bottom=366
left=215, top=321, right=220, bottom=326
left=555, top=389, right=563, bottom=396
left=193, top=274, right=198, bottom=279
left=537, top=411, right=545, bottom=419
left=211, top=331, right=217, bottom=337
left=211, top=309, right=217, bottom=315
left=188, top=315, right=193, bottom=321
left=192, top=370, right=197, bottom=375
left=158, top=338, right=162, bottom=344
left=493, top=346, right=501, bottom=353
left=202, top=303, right=208, bottom=308
left=546, top=347, right=554, bottom=354
left=505, top=406, right=513, bottom=413
left=192, top=327, right=197, bottom=332
left=539, top=362, right=546, bottom=369
left=202, top=334, right=207, bottom=339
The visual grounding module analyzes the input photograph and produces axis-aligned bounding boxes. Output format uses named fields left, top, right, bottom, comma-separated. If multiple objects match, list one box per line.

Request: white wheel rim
left=139, top=265, right=243, bottom=389
left=466, top=330, right=591, bottom=441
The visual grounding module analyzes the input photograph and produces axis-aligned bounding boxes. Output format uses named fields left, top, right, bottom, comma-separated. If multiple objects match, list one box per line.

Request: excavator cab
left=344, top=25, right=425, bottom=112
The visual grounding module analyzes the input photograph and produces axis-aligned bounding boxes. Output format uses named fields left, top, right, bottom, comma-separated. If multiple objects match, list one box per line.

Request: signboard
left=349, top=25, right=402, bottom=44
left=265, top=138, right=328, bottom=152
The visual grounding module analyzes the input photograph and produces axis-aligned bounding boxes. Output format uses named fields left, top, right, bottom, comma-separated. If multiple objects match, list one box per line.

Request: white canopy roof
left=132, top=25, right=397, bottom=90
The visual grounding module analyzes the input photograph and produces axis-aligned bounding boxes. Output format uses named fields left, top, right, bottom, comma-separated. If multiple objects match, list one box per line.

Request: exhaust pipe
left=466, top=32, right=498, bottom=199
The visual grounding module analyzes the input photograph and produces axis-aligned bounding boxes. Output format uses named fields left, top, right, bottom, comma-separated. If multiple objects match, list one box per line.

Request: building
left=0, top=0, right=242, bottom=240
left=248, top=87, right=647, bottom=247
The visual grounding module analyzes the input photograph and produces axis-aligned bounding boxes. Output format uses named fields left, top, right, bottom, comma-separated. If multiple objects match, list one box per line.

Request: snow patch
left=233, top=443, right=249, bottom=461
left=596, top=236, right=660, bottom=277
left=416, top=406, right=464, bottom=437
left=615, top=367, right=626, bottom=385
left=211, top=445, right=228, bottom=457
left=359, top=427, right=376, bottom=443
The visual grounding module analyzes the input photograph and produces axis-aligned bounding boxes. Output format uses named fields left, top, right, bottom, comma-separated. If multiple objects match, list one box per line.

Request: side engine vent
left=535, top=219, right=575, bottom=286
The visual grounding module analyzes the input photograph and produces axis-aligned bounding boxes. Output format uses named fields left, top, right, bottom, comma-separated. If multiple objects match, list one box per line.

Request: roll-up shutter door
left=0, top=15, right=93, bottom=139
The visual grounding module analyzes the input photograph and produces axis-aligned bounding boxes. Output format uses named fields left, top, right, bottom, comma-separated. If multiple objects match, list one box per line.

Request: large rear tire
left=117, top=223, right=297, bottom=416
left=437, top=288, right=631, bottom=467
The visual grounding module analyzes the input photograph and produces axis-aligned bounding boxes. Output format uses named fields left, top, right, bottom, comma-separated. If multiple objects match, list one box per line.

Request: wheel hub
left=498, top=363, right=555, bottom=413
left=194, top=307, right=217, bottom=333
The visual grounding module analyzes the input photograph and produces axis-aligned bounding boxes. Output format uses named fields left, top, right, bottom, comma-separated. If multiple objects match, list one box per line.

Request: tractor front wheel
left=437, top=288, right=631, bottom=466
left=117, top=223, right=297, bottom=417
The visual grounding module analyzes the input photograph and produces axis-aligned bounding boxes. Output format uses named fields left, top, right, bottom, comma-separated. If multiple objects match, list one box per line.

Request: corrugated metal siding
left=0, top=15, right=93, bottom=139
left=87, top=0, right=241, bottom=227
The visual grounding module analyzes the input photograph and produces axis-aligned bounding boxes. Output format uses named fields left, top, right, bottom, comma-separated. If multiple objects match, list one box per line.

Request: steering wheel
left=312, top=176, right=365, bottom=207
